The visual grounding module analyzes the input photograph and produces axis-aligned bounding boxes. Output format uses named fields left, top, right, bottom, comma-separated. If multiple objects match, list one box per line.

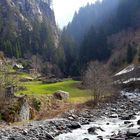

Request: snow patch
left=115, top=64, right=135, bottom=76
left=114, top=77, right=140, bottom=84
left=123, top=78, right=140, bottom=84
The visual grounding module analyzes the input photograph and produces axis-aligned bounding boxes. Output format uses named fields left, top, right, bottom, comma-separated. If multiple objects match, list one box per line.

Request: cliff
left=0, top=0, right=59, bottom=58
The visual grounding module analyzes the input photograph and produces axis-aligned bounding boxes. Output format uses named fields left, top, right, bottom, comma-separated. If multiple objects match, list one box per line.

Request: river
left=55, top=91, right=140, bottom=140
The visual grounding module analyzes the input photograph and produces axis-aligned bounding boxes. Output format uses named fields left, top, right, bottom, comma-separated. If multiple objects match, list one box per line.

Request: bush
left=32, top=98, right=41, bottom=112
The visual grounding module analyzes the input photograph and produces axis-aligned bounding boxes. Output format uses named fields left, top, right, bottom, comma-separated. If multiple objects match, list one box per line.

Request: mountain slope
left=0, top=0, right=59, bottom=60
left=60, top=0, right=140, bottom=75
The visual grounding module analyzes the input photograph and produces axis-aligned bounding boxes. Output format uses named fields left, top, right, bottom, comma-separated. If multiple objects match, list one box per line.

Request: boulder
left=87, top=126, right=104, bottom=135
left=137, top=120, right=140, bottom=125
left=88, top=127, right=98, bottom=135
left=67, top=122, right=81, bottom=129
left=127, top=128, right=140, bottom=137
left=124, top=121, right=131, bottom=124
left=120, top=114, right=135, bottom=120
left=53, top=90, right=69, bottom=100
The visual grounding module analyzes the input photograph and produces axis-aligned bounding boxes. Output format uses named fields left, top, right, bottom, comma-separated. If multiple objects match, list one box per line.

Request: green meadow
left=17, top=80, right=90, bottom=103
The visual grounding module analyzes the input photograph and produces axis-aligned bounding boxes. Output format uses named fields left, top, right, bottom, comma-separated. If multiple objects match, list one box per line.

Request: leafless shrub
left=84, top=61, right=114, bottom=104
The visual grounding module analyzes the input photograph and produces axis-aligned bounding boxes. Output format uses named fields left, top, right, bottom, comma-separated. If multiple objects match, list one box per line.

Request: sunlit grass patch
left=17, top=80, right=90, bottom=102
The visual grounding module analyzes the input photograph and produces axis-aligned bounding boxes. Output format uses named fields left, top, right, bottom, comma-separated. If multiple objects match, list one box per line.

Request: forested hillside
left=0, top=0, right=59, bottom=63
left=60, top=0, right=140, bottom=76
left=1, top=0, right=140, bottom=77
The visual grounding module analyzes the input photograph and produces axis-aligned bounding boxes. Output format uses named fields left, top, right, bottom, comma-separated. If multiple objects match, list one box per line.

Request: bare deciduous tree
left=84, top=61, right=114, bottom=103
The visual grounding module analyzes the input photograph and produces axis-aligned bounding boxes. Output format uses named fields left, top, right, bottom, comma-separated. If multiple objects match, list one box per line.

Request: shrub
left=32, top=98, right=41, bottom=112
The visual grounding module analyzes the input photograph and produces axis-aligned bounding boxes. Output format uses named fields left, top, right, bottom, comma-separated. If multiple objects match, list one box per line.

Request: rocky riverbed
left=56, top=91, right=140, bottom=140
left=0, top=91, right=139, bottom=140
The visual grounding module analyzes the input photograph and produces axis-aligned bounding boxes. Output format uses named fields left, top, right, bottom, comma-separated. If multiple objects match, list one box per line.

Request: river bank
left=0, top=91, right=139, bottom=140
left=56, top=91, right=140, bottom=140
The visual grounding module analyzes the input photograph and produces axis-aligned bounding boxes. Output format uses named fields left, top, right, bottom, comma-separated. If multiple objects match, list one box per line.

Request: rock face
left=53, top=90, right=69, bottom=100
left=0, top=0, right=57, bottom=33
left=0, top=96, right=31, bottom=122
left=19, top=100, right=30, bottom=121
left=0, top=0, right=59, bottom=57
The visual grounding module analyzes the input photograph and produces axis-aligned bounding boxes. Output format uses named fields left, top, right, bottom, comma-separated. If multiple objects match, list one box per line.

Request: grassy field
left=17, top=80, right=91, bottom=103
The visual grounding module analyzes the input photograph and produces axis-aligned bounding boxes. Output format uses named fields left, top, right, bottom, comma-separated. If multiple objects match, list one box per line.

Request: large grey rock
left=53, top=90, right=69, bottom=100
left=120, top=114, right=135, bottom=120
left=124, top=121, right=131, bottom=124
left=127, top=128, right=140, bottom=137
left=88, top=127, right=98, bottom=135
left=137, top=119, right=140, bottom=125
left=67, top=122, right=81, bottom=129
left=19, top=100, right=30, bottom=121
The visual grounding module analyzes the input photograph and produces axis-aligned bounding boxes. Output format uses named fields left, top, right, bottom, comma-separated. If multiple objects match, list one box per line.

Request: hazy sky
left=53, top=0, right=97, bottom=28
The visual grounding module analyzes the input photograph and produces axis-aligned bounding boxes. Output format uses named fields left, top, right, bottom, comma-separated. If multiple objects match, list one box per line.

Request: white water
left=55, top=114, right=140, bottom=140
left=55, top=92, right=140, bottom=140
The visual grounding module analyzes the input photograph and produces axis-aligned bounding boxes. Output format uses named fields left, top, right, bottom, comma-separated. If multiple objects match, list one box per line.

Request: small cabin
left=13, top=63, right=24, bottom=71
